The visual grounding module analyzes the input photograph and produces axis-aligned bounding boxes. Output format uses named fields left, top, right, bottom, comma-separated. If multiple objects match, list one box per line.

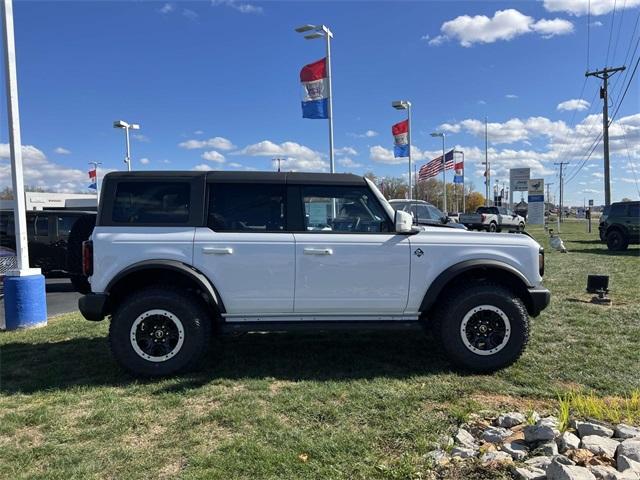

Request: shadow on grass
left=0, top=329, right=453, bottom=395
left=567, top=247, right=640, bottom=256
left=569, top=240, right=603, bottom=245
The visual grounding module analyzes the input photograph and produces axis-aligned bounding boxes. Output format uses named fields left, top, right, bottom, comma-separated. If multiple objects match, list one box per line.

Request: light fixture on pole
left=295, top=23, right=334, bottom=174
left=392, top=100, right=412, bottom=200
left=431, top=132, right=447, bottom=214
left=113, top=120, right=140, bottom=172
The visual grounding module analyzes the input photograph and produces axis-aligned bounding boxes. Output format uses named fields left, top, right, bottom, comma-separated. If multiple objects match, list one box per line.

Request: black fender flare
left=106, top=259, right=226, bottom=313
left=419, top=259, right=532, bottom=314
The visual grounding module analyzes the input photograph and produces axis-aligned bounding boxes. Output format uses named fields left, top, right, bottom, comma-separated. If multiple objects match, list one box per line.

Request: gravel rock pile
left=427, top=412, right=640, bottom=479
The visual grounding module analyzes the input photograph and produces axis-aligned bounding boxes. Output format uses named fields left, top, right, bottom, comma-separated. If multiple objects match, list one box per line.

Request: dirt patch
left=469, top=393, right=552, bottom=413
left=183, top=397, right=222, bottom=416
left=269, top=380, right=296, bottom=394
left=0, top=426, right=45, bottom=449
left=158, top=456, right=188, bottom=479
left=120, top=423, right=166, bottom=451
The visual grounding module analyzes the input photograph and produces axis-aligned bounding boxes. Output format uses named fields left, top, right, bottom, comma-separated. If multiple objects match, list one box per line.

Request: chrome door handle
left=303, top=248, right=333, bottom=255
left=202, top=247, right=233, bottom=255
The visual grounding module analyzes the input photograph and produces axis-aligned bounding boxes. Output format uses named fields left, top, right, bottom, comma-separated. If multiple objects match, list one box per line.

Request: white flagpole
left=325, top=28, right=334, bottom=174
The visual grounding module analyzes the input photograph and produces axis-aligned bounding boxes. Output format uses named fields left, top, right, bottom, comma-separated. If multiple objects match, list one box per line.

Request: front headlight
left=539, top=247, right=545, bottom=277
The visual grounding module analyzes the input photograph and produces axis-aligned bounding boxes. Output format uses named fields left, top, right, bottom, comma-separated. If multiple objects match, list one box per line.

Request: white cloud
left=505, top=94, right=518, bottom=99
left=179, top=136, right=235, bottom=150
left=201, top=150, right=225, bottom=163
left=582, top=188, right=600, bottom=193
left=349, top=130, right=378, bottom=138
left=194, top=130, right=204, bottom=135
left=543, top=0, right=640, bottom=16
left=477, top=100, right=487, bottom=105
left=211, top=0, right=263, bottom=14
left=228, top=162, right=243, bottom=168
left=440, top=123, right=461, bottom=133
left=430, top=9, right=573, bottom=47
left=557, top=99, right=590, bottom=111
left=0, top=144, right=97, bottom=193
left=193, top=163, right=214, bottom=171
left=440, top=116, right=572, bottom=144
left=236, top=140, right=328, bottom=171
left=592, top=172, right=604, bottom=178
left=338, top=158, right=363, bottom=169
left=159, top=3, right=174, bottom=14
left=369, top=145, right=440, bottom=165
left=139, top=157, right=150, bottom=165
left=54, top=147, right=71, bottom=155
left=182, top=9, right=198, bottom=21
left=590, top=21, right=604, bottom=27
left=336, top=146, right=358, bottom=156
left=132, top=133, right=150, bottom=143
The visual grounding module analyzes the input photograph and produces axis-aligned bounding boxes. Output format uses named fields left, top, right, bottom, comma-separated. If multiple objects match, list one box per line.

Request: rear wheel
left=109, top=287, right=211, bottom=377
left=488, top=222, right=498, bottom=232
left=519, top=222, right=525, bottom=231
left=431, top=283, right=529, bottom=372
left=606, top=230, right=628, bottom=251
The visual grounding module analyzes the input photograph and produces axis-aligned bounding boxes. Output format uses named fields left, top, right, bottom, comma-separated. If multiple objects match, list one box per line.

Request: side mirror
left=395, top=210, right=413, bottom=233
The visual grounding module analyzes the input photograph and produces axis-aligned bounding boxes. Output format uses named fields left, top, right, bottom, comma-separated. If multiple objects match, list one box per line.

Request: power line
left=610, top=12, right=639, bottom=95
left=609, top=53, right=639, bottom=123
left=611, top=0, right=628, bottom=65
left=605, top=0, right=618, bottom=67
left=587, top=0, right=592, bottom=70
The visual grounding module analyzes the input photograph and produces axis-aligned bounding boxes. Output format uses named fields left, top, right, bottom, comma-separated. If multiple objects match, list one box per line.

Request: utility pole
left=546, top=182, right=554, bottom=210
left=554, top=162, right=569, bottom=223
left=585, top=66, right=625, bottom=206
left=483, top=116, right=489, bottom=206
left=273, top=157, right=283, bottom=172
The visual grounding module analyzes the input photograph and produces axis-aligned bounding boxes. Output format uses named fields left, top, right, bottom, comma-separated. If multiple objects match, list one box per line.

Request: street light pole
left=113, top=120, right=140, bottom=172
left=431, top=132, right=446, bottom=213
left=295, top=24, right=334, bottom=174
left=392, top=100, right=412, bottom=200
left=88, top=161, right=102, bottom=196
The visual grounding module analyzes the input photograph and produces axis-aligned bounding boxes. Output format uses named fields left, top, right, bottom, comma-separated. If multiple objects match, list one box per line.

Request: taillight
left=82, top=240, right=93, bottom=276
left=539, top=247, right=545, bottom=277
left=481, top=213, right=486, bottom=222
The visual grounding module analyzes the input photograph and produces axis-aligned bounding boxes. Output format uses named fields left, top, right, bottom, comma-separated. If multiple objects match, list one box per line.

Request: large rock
left=526, top=424, right=560, bottom=443
left=515, top=466, right=547, bottom=480
left=617, top=439, right=640, bottom=462
left=617, top=455, right=640, bottom=475
left=426, top=449, right=450, bottom=466
left=559, top=432, right=583, bottom=453
left=526, top=455, right=554, bottom=471
left=589, top=465, right=638, bottom=480
left=581, top=435, right=620, bottom=458
left=577, top=422, right=615, bottom=439
left=534, top=441, right=560, bottom=456
left=450, top=446, right=477, bottom=458
left=502, top=440, right=529, bottom=460
left=482, top=426, right=512, bottom=443
left=497, top=412, right=526, bottom=428
left=455, top=427, right=477, bottom=449
left=480, top=450, right=513, bottom=465
left=539, top=416, right=561, bottom=429
left=547, top=460, right=597, bottom=480
left=615, top=425, right=640, bottom=440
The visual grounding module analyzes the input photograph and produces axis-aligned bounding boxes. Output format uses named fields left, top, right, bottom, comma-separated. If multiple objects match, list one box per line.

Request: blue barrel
left=2, top=274, right=47, bottom=330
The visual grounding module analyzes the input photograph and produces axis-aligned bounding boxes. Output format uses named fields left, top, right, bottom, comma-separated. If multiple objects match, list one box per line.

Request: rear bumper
left=528, top=287, right=551, bottom=317
left=78, top=293, right=108, bottom=321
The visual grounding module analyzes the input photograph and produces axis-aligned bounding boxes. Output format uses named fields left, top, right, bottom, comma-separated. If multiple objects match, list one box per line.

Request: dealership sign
left=528, top=178, right=544, bottom=225
left=510, top=168, right=530, bottom=192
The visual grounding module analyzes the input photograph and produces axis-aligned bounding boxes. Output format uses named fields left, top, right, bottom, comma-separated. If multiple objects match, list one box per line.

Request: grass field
left=1, top=221, right=639, bottom=479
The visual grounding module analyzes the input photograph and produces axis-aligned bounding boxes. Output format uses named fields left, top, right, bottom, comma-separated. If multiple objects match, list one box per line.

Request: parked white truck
left=79, top=172, right=549, bottom=377
left=459, top=206, right=526, bottom=232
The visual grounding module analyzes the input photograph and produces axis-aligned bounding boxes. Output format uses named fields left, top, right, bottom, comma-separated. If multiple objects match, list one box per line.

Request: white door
left=293, top=184, right=411, bottom=314
left=194, top=183, right=294, bottom=315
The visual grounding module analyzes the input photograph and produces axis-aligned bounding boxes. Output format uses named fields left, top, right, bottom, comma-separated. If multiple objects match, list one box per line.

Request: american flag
left=418, top=150, right=455, bottom=181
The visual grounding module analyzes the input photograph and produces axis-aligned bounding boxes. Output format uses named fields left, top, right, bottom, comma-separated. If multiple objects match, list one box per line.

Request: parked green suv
left=599, top=201, right=640, bottom=251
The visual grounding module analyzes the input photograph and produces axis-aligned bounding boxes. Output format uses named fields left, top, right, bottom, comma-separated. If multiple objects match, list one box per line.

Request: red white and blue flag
left=392, top=120, right=409, bottom=158
left=300, top=58, right=328, bottom=119
left=453, top=154, right=464, bottom=184
left=418, top=150, right=455, bottom=181
left=88, top=168, right=97, bottom=190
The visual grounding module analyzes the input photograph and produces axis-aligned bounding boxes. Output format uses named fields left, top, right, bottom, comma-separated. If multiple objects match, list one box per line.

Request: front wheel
left=432, top=283, right=529, bottom=372
left=519, top=222, right=525, bottom=231
left=109, top=287, right=211, bottom=377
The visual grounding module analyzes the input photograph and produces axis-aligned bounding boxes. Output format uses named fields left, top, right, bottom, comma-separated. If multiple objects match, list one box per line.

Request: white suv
left=79, top=171, right=550, bottom=377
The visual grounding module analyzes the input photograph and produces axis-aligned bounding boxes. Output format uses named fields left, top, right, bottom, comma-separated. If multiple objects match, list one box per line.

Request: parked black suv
left=598, top=201, right=640, bottom=251
left=0, top=210, right=96, bottom=291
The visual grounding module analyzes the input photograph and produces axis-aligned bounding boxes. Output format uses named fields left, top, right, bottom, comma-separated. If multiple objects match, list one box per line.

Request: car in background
left=0, top=210, right=96, bottom=291
left=388, top=199, right=467, bottom=229
left=598, top=201, right=640, bottom=251
left=459, top=206, right=526, bottom=232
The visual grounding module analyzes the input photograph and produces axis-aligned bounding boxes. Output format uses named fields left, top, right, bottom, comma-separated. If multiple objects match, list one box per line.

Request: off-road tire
left=606, top=229, right=629, bottom=251
left=488, top=222, right=498, bottom=232
left=109, top=287, right=211, bottom=377
left=431, top=283, right=529, bottom=373
left=519, top=222, right=525, bottom=231
left=66, top=214, right=96, bottom=293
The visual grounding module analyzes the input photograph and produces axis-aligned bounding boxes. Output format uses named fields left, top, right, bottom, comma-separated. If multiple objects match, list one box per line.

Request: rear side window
left=609, top=203, right=626, bottom=216
left=628, top=204, right=639, bottom=218
left=112, top=182, right=190, bottom=224
left=208, top=183, right=285, bottom=232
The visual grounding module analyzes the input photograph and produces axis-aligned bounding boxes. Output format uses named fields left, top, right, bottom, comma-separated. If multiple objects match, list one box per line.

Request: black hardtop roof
left=103, top=170, right=367, bottom=185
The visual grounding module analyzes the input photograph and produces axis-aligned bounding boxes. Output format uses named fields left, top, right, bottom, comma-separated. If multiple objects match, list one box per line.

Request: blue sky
left=0, top=0, right=639, bottom=206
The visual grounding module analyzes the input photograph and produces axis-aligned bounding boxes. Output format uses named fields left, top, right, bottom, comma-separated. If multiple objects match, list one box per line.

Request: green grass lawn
left=1, top=221, right=639, bottom=479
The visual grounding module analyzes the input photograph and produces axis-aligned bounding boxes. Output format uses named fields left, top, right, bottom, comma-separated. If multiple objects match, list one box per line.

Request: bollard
left=2, top=274, right=47, bottom=330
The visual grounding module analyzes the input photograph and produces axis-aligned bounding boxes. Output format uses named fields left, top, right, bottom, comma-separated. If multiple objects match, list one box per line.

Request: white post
left=2, top=0, right=35, bottom=275
left=441, top=135, right=446, bottom=214
left=461, top=151, right=465, bottom=213
left=407, top=104, right=412, bottom=200
left=125, top=126, right=132, bottom=171
left=325, top=27, right=334, bottom=174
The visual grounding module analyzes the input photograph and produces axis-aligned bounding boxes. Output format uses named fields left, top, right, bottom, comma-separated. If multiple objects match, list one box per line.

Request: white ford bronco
left=79, top=171, right=550, bottom=377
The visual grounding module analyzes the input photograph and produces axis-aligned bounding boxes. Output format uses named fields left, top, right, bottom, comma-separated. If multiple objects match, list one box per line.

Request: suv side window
left=628, top=204, right=639, bottom=218
left=208, top=183, right=285, bottom=232
left=112, top=182, right=190, bottom=224
left=56, top=215, right=77, bottom=239
left=609, top=203, right=626, bottom=216
left=301, top=185, right=390, bottom=233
